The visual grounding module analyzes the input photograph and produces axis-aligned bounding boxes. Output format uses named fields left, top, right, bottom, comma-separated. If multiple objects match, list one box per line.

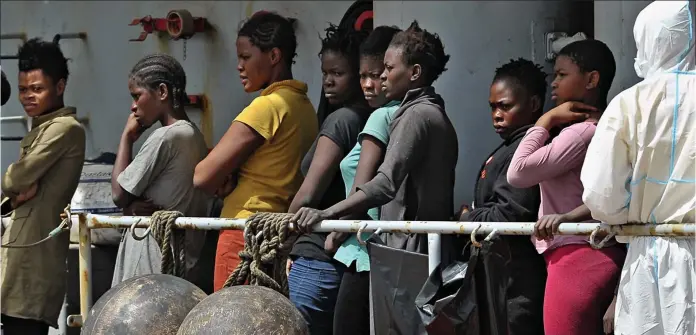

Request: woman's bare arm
left=194, top=121, right=265, bottom=194
left=326, top=135, right=387, bottom=247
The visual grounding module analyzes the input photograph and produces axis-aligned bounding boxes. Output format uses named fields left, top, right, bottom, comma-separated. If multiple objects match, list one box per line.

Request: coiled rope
left=223, top=212, right=297, bottom=296
left=131, top=210, right=187, bottom=277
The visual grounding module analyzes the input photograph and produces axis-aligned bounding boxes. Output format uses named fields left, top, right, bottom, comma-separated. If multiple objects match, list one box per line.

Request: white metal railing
left=67, top=212, right=695, bottom=328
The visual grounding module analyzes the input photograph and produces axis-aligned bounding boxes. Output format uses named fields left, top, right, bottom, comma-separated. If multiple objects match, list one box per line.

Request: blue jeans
left=288, top=256, right=345, bottom=335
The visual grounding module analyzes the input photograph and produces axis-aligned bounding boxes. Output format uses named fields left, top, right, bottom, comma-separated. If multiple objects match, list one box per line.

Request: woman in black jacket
left=458, top=58, right=548, bottom=335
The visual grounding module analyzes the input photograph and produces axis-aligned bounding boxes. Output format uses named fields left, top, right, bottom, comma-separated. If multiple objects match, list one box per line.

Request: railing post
left=78, top=213, right=92, bottom=323
left=427, top=233, right=441, bottom=274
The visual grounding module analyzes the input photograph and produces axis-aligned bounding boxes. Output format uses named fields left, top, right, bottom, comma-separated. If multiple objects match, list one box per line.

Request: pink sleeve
left=507, top=125, right=589, bottom=188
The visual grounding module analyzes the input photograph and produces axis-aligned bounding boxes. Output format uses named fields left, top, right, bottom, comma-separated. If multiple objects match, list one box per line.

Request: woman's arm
left=194, top=121, right=265, bottom=194
left=349, top=136, right=386, bottom=197
left=112, top=114, right=149, bottom=208
left=327, top=135, right=386, bottom=248
left=507, top=102, right=598, bottom=188
left=288, top=136, right=344, bottom=213
left=112, top=133, right=136, bottom=208
left=294, top=109, right=429, bottom=232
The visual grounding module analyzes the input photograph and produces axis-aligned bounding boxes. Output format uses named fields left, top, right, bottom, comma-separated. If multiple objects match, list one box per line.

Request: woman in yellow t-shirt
left=193, top=11, right=318, bottom=292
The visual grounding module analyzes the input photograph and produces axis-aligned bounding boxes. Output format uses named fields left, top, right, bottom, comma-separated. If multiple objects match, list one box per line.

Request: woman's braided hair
left=389, top=21, right=450, bottom=84
left=238, top=11, right=298, bottom=68
left=319, top=23, right=369, bottom=74
left=128, top=53, right=188, bottom=110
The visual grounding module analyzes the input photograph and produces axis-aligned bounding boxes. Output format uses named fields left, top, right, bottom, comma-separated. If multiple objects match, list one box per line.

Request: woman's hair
left=17, top=37, right=69, bottom=84
left=493, top=58, right=547, bottom=113
left=128, top=53, right=188, bottom=110
left=319, top=23, right=369, bottom=72
left=359, top=25, right=401, bottom=60
left=388, top=21, right=450, bottom=84
left=558, top=39, right=616, bottom=104
left=238, top=11, right=298, bottom=68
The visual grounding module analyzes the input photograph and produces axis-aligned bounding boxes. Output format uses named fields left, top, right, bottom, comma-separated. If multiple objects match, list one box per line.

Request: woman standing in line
left=507, top=40, right=626, bottom=335
left=329, top=25, right=402, bottom=335
left=193, top=12, right=319, bottom=292
left=285, top=23, right=370, bottom=334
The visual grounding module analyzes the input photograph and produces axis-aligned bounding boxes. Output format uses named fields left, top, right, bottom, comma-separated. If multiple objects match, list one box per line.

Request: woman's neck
left=266, top=67, right=293, bottom=87
left=40, top=101, right=65, bottom=116
left=161, top=108, right=190, bottom=127
left=583, top=94, right=606, bottom=112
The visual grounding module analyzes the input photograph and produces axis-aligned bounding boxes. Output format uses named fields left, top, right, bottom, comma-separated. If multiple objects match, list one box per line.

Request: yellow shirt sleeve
left=234, top=95, right=284, bottom=140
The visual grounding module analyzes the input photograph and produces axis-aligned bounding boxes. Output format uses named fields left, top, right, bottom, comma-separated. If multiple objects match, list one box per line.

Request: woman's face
left=17, top=69, right=64, bottom=117
left=380, top=46, right=413, bottom=102
left=359, top=56, right=388, bottom=108
left=236, top=36, right=273, bottom=93
left=489, top=78, right=539, bottom=139
left=551, top=55, right=591, bottom=106
left=321, top=50, right=360, bottom=106
left=128, top=79, right=167, bottom=128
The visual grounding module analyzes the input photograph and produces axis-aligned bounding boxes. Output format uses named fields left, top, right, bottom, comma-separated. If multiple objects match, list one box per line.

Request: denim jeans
left=288, top=256, right=345, bottom=335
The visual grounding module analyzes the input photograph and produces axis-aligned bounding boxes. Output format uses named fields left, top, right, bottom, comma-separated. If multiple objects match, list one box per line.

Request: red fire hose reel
left=129, top=9, right=208, bottom=42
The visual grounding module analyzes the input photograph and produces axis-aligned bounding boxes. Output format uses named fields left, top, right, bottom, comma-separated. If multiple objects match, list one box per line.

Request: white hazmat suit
left=580, top=1, right=695, bottom=334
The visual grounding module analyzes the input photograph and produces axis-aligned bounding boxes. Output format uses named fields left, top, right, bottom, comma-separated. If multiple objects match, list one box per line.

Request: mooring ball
left=177, top=285, right=308, bottom=335
left=82, top=274, right=207, bottom=335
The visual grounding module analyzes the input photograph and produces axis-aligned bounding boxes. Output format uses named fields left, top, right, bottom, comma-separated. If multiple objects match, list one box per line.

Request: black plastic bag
left=415, top=246, right=479, bottom=335
left=415, top=236, right=511, bottom=335
left=367, top=235, right=430, bottom=335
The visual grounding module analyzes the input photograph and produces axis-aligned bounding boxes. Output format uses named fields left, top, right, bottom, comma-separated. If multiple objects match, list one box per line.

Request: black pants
left=1, top=314, right=49, bottom=335
left=333, top=264, right=370, bottom=335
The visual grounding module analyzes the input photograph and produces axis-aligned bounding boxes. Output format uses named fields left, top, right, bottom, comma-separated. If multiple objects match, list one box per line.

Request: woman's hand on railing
left=534, top=214, right=565, bottom=241
left=292, top=207, right=331, bottom=234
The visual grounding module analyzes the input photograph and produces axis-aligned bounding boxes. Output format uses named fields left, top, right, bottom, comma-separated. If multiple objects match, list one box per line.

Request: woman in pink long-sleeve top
left=507, top=40, right=626, bottom=335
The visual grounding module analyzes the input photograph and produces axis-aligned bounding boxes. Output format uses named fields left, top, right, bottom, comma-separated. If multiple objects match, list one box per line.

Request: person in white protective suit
left=580, top=1, right=695, bottom=335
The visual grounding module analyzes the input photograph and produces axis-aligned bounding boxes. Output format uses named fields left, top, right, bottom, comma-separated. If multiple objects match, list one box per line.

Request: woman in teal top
left=328, top=25, right=401, bottom=335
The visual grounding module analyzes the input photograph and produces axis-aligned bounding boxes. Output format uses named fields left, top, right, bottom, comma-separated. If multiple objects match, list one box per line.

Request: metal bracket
left=129, top=9, right=208, bottom=42
left=0, top=33, right=27, bottom=42
left=66, top=314, right=82, bottom=327
left=185, top=94, right=205, bottom=109
left=53, top=32, right=87, bottom=44
left=1, top=33, right=27, bottom=60
left=545, top=32, right=588, bottom=61
left=1, top=32, right=86, bottom=60
left=545, top=32, right=568, bottom=61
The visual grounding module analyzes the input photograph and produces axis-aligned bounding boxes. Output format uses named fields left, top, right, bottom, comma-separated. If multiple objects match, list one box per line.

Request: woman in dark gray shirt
left=286, top=24, right=370, bottom=334
left=294, top=21, right=457, bottom=256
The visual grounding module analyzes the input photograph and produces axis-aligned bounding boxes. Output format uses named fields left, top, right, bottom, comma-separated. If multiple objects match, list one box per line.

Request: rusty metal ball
left=177, top=285, right=308, bottom=335
left=81, top=274, right=207, bottom=335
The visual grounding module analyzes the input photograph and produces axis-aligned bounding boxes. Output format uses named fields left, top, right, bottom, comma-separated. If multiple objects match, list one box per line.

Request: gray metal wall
left=1, top=0, right=654, bottom=216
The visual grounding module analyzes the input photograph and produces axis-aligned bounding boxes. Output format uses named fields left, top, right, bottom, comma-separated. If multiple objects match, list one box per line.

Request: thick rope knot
left=149, top=210, right=186, bottom=278
left=223, top=212, right=298, bottom=296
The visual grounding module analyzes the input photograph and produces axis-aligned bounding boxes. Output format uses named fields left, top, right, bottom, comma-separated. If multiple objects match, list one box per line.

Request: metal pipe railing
left=68, top=213, right=695, bottom=328
left=82, top=213, right=695, bottom=236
